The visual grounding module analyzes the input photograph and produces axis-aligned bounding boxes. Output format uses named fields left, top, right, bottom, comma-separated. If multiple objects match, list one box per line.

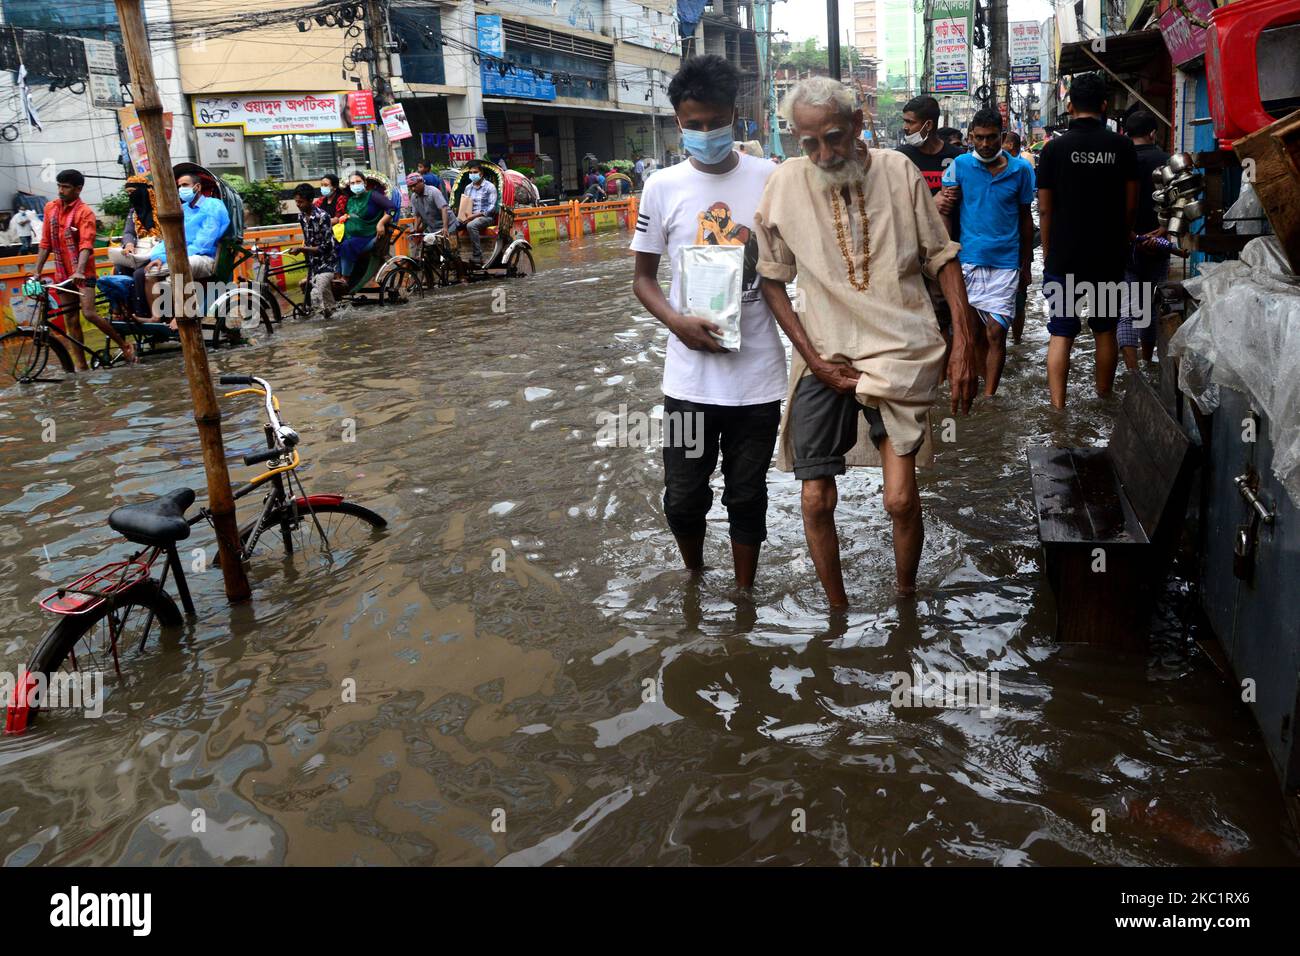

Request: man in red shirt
left=28, top=169, right=136, bottom=368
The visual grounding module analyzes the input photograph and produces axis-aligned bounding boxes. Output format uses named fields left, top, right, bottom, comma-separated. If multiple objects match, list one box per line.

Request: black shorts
left=662, top=396, right=780, bottom=546
left=788, top=374, right=893, bottom=481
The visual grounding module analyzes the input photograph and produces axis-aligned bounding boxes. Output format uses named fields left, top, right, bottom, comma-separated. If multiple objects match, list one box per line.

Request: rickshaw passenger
left=290, top=183, right=339, bottom=319
left=337, top=171, right=399, bottom=279
left=406, top=172, right=456, bottom=262
left=461, top=160, right=498, bottom=264
left=143, top=172, right=230, bottom=329
left=316, top=173, right=349, bottom=223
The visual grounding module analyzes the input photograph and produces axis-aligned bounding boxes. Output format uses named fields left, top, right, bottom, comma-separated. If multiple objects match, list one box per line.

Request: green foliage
left=533, top=174, right=555, bottom=191
left=772, top=39, right=861, bottom=75
left=100, top=188, right=131, bottom=219
left=220, top=173, right=284, bottom=223
left=512, top=165, right=536, bottom=178
left=608, top=159, right=634, bottom=175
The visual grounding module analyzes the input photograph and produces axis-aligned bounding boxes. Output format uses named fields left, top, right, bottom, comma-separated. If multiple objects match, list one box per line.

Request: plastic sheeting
left=1168, top=236, right=1300, bottom=507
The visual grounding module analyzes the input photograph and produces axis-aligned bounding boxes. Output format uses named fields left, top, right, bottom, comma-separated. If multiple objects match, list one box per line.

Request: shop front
left=190, top=92, right=376, bottom=186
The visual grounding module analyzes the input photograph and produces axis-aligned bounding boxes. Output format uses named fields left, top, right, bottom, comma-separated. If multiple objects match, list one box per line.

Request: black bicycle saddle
left=108, top=487, right=196, bottom=545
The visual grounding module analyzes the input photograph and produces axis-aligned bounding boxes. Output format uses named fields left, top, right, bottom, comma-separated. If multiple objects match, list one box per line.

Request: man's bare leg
left=49, top=292, right=89, bottom=369
left=1094, top=330, right=1119, bottom=398
left=673, top=532, right=705, bottom=575
left=1121, top=345, right=1139, bottom=371
left=1047, top=335, right=1074, bottom=409
left=731, top=539, right=760, bottom=590
left=983, top=319, right=1007, bottom=396
left=880, top=440, right=923, bottom=595
left=78, top=286, right=136, bottom=363
left=801, top=477, right=848, bottom=608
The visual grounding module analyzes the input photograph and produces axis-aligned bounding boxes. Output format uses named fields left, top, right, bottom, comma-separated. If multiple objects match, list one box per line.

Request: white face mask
left=974, top=148, right=1003, bottom=164
left=902, top=122, right=930, bottom=147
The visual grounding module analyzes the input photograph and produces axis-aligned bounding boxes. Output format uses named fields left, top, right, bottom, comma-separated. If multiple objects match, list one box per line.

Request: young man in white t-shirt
left=630, top=55, right=788, bottom=590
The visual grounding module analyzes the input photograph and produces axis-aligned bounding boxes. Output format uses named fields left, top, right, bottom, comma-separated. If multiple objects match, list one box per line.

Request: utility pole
left=989, top=0, right=1008, bottom=114
left=364, top=0, right=403, bottom=181
left=827, top=0, right=841, bottom=80
left=114, top=0, right=251, bottom=603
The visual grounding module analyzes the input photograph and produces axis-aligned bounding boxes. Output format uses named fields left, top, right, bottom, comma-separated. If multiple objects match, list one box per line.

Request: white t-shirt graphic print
left=630, top=152, right=788, bottom=406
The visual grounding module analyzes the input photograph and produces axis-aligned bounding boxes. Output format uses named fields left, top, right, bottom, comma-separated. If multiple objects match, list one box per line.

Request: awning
left=1057, top=29, right=1166, bottom=76
left=1057, top=29, right=1172, bottom=128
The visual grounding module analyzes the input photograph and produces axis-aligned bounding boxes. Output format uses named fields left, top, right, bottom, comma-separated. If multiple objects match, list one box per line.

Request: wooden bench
left=1027, top=375, right=1196, bottom=645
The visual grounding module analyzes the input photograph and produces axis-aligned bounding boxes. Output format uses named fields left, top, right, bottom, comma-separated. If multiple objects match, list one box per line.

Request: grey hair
left=779, top=76, right=858, bottom=123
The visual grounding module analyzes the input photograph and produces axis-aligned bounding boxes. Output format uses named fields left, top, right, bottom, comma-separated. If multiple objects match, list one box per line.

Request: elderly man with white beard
left=753, top=77, right=979, bottom=606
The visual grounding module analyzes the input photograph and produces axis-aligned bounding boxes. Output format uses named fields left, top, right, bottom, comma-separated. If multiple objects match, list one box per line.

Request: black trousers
left=661, top=396, right=781, bottom=547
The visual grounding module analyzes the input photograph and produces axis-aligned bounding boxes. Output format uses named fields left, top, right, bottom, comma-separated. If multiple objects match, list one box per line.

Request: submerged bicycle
left=5, top=372, right=387, bottom=732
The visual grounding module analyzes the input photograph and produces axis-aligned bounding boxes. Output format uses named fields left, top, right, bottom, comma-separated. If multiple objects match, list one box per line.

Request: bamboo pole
left=115, top=0, right=252, bottom=603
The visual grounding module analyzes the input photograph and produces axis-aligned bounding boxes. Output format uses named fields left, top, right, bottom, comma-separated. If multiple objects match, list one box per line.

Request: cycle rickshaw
left=387, top=161, right=536, bottom=290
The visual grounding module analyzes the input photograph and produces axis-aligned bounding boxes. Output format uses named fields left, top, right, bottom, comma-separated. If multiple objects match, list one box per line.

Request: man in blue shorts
left=940, top=107, right=1034, bottom=396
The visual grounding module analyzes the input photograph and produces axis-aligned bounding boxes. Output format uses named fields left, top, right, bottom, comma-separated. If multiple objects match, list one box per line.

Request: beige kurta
left=753, top=149, right=960, bottom=470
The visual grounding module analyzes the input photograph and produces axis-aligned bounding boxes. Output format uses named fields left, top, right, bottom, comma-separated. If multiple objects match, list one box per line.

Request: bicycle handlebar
left=243, top=447, right=283, bottom=466
left=222, top=374, right=299, bottom=462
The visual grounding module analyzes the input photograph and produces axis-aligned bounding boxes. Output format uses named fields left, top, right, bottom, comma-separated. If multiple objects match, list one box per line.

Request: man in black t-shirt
left=896, top=95, right=964, bottom=342
left=1036, top=73, right=1138, bottom=409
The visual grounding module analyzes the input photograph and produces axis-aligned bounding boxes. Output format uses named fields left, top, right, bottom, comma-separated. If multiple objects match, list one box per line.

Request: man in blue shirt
left=940, top=108, right=1034, bottom=395
left=460, top=159, right=498, bottom=263
left=143, top=171, right=231, bottom=328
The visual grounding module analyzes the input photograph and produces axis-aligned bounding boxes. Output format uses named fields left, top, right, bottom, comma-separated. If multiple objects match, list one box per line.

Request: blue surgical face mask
left=679, top=122, right=735, bottom=165
left=178, top=186, right=195, bottom=203
left=468, top=172, right=482, bottom=183
left=350, top=182, right=365, bottom=194
left=321, top=185, right=332, bottom=196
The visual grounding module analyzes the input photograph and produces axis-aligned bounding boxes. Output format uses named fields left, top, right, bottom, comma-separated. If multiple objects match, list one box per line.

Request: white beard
left=810, top=150, right=870, bottom=191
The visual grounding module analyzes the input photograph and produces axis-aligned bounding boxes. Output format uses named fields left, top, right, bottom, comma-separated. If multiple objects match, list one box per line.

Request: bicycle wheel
left=242, top=500, right=387, bottom=573
left=380, top=261, right=423, bottom=304
left=0, top=329, right=74, bottom=386
left=17, top=579, right=182, bottom=728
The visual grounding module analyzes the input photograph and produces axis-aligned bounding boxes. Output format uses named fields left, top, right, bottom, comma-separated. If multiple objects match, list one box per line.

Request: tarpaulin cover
left=677, top=0, right=707, bottom=35
left=1168, top=236, right=1300, bottom=507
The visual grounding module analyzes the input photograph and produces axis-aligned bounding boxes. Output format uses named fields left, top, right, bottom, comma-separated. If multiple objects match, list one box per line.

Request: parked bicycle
left=5, top=371, right=387, bottom=732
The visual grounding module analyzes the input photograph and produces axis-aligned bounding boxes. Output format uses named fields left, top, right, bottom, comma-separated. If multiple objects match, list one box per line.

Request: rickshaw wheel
left=207, top=283, right=280, bottom=348
left=505, top=247, right=535, bottom=278
left=380, top=261, right=423, bottom=304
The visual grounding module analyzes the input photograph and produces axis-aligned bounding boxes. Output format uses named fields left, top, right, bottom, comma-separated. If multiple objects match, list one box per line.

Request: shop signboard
left=1158, top=0, right=1214, bottom=67
left=1010, top=21, right=1042, bottom=84
left=192, top=93, right=352, bottom=135
left=477, top=14, right=556, bottom=101
left=197, top=127, right=245, bottom=168
left=933, top=3, right=971, bottom=93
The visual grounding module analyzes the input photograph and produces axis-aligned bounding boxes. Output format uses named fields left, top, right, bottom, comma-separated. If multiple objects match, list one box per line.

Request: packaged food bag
left=677, top=244, right=743, bottom=350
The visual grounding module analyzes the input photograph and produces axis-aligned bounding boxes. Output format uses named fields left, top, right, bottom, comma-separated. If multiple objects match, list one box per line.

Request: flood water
left=0, top=231, right=1295, bottom=866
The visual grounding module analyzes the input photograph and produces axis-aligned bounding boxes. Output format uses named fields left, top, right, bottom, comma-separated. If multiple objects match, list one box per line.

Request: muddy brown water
left=0, top=232, right=1294, bottom=866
